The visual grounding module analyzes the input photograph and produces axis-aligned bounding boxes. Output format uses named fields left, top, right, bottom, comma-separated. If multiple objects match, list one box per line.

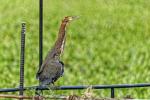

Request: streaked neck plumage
left=54, top=20, right=68, bottom=54
left=49, top=19, right=69, bottom=59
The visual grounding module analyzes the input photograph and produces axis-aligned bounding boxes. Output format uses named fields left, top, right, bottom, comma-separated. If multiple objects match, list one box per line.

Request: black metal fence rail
left=0, top=83, right=150, bottom=98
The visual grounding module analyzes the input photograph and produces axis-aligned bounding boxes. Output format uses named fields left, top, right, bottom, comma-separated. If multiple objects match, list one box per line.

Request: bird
left=36, top=16, right=78, bottom=86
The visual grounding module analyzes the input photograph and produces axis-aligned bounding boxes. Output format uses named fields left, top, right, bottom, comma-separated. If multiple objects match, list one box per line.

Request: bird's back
left=36, top=58, right=64, bottom=85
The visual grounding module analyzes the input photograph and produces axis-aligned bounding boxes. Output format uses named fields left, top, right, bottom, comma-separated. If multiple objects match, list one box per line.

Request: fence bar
left=19, top=23, right=26, bottom=97
left=0, top=83, right=150, bottom=93
left=39, top=0, right=43, bottom=68
left=111, top=88, right=114, bottom=98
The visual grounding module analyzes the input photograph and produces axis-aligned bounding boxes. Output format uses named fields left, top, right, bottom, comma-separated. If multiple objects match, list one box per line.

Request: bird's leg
left=46, top=82, right=55, bottom=90
left=46, top=84, right=56, bottom=97
left=35, top=86, right=43, bottom=96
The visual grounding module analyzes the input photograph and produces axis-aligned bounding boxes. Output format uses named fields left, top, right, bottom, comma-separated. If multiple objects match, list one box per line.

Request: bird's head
left=63, top=16, right=79, bottom=23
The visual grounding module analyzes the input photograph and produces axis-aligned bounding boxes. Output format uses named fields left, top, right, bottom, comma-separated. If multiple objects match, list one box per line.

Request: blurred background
left=0, top=0, right=150, bottom=98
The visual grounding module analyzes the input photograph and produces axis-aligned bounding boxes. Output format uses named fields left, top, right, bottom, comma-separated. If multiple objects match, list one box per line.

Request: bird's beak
left=68, top=16, right=80, bottom=21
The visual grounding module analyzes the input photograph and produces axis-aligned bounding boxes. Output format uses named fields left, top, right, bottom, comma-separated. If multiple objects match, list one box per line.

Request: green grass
left=0, top=0, right=150, bottom=98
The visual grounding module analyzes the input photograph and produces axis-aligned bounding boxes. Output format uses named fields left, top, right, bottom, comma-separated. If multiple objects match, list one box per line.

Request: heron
left=36, top=16, right=78, bottom=86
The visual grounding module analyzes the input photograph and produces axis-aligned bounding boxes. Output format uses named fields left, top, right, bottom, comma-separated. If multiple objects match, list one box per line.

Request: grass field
left=0, top=0, right=150, bottom=98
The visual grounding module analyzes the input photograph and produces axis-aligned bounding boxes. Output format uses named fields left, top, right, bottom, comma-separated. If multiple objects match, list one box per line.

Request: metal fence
left=0, top=84, right=150, bottom=98
left=0, top=0, right=150, bottom=99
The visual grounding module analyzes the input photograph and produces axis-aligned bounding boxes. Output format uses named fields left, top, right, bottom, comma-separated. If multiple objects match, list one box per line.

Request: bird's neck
left=53, top=20, right=68, bottom=56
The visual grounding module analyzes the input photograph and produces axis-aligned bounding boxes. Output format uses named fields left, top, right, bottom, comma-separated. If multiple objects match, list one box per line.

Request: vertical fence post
left=111, top=88, right=115, bottom=98
left=39, top=0, right=43, bottom=68
left=19, top=23, right=26, bottom=98
left=35, top=0, right=43, bottom=95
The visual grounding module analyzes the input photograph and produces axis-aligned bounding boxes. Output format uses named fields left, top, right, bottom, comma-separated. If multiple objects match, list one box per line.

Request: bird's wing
left=36, top=57, right=50, bottom=79
left=48, top=61, right=63, bottom=82
left=36, top=59, right=48, bottom=74
left=36, top=59, right=63, bottom=80
left=36, top=49, right=55, bottom=75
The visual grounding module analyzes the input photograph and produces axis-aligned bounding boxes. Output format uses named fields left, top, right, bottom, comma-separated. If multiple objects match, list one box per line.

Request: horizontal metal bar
left=0, top=83, right=150, bottom=93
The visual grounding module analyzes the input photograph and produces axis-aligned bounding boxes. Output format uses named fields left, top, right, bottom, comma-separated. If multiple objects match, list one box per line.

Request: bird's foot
left=35, top=86, right=43, bottom=96
left=35, top=89, right=43, bottom=96
left=47, top=83, right=55, bottom=90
